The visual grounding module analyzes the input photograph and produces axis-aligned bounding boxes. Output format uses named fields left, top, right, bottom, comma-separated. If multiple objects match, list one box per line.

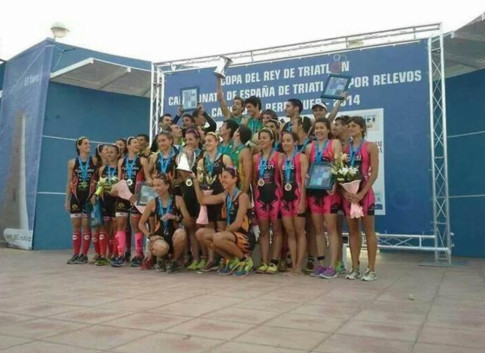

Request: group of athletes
left=65, top=77, right=379, bottom=281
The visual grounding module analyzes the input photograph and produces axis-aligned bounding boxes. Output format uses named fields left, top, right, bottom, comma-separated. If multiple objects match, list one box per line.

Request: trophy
left=213, top=56, right=233, bottom=79
left=176, top=150, right=196, bottom=172
left=176, top=150, right=196, bottom=186
left=321, top=74, right=351, bottom=101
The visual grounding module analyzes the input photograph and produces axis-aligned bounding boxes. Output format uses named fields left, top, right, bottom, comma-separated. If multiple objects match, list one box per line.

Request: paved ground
left=0, top=248, right=485, bottom=353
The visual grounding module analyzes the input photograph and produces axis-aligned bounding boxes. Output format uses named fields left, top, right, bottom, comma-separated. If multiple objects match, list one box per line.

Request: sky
left=0, top=0, right=483, bottom=62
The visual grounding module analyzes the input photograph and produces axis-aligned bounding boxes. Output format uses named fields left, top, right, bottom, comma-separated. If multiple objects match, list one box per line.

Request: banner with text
left=163, top=41, right=433, bottom=234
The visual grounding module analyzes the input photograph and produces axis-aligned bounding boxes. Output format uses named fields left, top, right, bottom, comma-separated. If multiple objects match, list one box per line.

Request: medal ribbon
left=349, top=139, right=365, bottom=167
left=157, top=197, right=172, bottom=229
left=77, top=156, right=90, bottom=183
left=226, top=188, right=240, bottom=225
left=258, top=150, right=272, bottom=181
left=284, top=151, right=297, bottom=184
left=315, top=139, right=329, bottom=162
left=205, top=153, right=220, bottom=177
left=125, top=156, right=138, bottom=180
left=158, top=151, right=173, bottom=173
left=107, top=166, right=117, bottom=184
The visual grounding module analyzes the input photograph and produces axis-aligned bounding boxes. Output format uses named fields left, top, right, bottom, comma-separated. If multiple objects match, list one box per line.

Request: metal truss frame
left=150, top=23, right=451, bottom=264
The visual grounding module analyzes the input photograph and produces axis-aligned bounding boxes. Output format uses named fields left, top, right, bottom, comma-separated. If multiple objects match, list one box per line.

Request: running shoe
left=234, top=257, right=254, bottom=277
left=140, top=257, right=155, bottom=270
left=95, top=257, right=109, bottom=266
left=89, top=254, right=100, bottom=264
left=67, top=254, right=79, bottom=265
left=266, top=263, right=278, bottom=275
left=217, top=258, right=226, bottom=273
left=130, top=256, right=143, bottom=267
left=218, top=261, right=231, bottom=275
left=187, top=260, right=200, bottom=270
left=320, top=266, right=338, bottom=279
left=166, top=260, right=178, bottom=274
left=74, top=254, right=88, bottom=264
left=227, top=258, right=240, bottom=275
left=111, top=256, right=125, bottom=267
left=361, top=269, right=377, bottom=282
left=278, top=259, right=288, bottom=272
left=197, top=258, right=207, bottom=271
left=345, top=268, right=361, bottom=280
left=335, top=261, right=346, bottom=274
left=155, top=257, right=166, bottom=272
left=310, top=264, right=326, bottom=277
left=255, top=263, right=268, bottom=274
left=305, top=258, right=315, bottom=273
left=200, top=261, right=218, bottom=272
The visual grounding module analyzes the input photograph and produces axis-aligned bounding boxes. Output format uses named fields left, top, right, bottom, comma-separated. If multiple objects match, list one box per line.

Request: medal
left=285, top=183, right=292, bottom=191
left=185, top=179, right=193, bottom=187
left=257, top=178, right=265, bottom=187
left=79, top=181, right=88, bottom=189
left=127, top=179, right=133, bottom=186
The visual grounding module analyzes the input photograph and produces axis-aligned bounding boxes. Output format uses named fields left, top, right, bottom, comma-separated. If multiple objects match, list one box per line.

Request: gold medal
left=127, top=179, right=133, bottom=186
left=79, top=181, right=88, bottom=189
left=185, top=179, right=193, bottom=187
left=257, top=178, right=265, bottom=187
left=284, top=183, right=293, bottom=191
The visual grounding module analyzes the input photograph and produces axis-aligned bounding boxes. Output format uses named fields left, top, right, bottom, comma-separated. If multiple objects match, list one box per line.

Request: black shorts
left=150, top=232, right=174, bottom=254
left=70, top=190, right=90, bottom=217
left=100, top=195, right=117, bottom=219
left=115, top=199, right=141, bottom=217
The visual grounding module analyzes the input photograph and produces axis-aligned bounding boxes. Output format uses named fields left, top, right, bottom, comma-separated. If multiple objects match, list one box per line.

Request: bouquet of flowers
left=95, top=176, right=119, bottom=196
left=331, top=153, right=364, bottom=218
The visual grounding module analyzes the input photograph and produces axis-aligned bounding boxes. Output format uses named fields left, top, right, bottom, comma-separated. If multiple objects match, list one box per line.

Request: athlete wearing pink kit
left=307, top=140, right=341, bottom=215
left=342, top=141, right=375, bottom=216
left=281, top=153, right=304, bottom=218
left=253, top=152, right=282, bottom=220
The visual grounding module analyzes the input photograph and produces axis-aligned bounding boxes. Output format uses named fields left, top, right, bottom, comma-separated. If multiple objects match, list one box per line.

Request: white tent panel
left=50, top=58, right=151, bottom=98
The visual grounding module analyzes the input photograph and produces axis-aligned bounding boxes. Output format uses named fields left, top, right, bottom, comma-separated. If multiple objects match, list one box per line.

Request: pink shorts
left=307, top=192, right=341, bottom=215
left=281, top=187, right=304, bottom=218
left=342, top=188, right=375, bottom=216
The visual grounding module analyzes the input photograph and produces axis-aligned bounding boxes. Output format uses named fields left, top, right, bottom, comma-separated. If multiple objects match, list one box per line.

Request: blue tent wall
left=446, top=68, right=485, bottom=257
left=34, top=82, right=149, bottom=250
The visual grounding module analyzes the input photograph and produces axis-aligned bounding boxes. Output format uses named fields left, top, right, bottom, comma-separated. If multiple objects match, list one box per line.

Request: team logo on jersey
left=71, top=204, right=79, bottom=211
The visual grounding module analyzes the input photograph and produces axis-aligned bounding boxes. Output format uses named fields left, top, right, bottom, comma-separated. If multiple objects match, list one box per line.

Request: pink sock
left=82, top=232, right=92, bottom=256
left=92, top=231, right=100, bottom=255
left=135, top=232, right=144, bottom=257
left=72, top=232, right=81, bottom=255
left=116, top=231, right=126, bottom=257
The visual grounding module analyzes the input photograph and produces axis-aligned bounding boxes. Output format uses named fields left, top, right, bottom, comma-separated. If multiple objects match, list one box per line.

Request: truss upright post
left=428, top=25, right=452, bottom=264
